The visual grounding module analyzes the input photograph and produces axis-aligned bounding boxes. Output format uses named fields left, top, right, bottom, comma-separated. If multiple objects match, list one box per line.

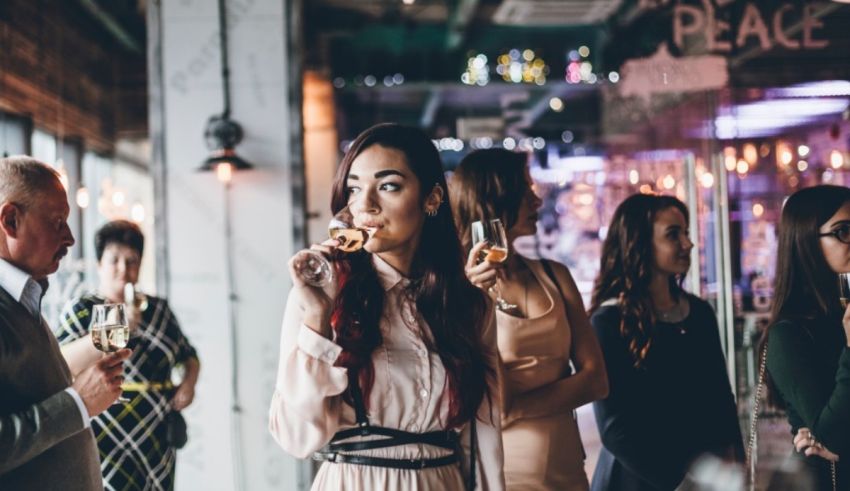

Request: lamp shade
left=200, top=114, right=253, bottom=171
left=200, top=148, right=253, bottom=171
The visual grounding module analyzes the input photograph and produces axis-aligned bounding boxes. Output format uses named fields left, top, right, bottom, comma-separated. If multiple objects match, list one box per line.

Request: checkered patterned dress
left=57, top=294, right=198, bottom=491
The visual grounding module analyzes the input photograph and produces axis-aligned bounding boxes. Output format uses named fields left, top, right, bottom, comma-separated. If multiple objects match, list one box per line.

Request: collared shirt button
left=419, top=389, right=429, bottom=399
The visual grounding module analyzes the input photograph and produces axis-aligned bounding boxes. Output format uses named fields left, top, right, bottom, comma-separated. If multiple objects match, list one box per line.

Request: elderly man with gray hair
left=0, top=155, right=131, bottom=490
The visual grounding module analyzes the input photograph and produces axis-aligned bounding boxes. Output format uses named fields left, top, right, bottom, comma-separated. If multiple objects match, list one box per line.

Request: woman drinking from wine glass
left=589, top=193, right=743, bottom=491
left=57, top=219, right=200, bottom=491
left=762, top=185, right=850, bottom=490
left=269, top=123, right=504, bottom=490
left=451, top=148, right=608, bottom=490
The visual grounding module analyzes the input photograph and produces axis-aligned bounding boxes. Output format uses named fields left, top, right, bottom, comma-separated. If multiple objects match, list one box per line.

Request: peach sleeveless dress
left=497, top=258, right=588, bottom=491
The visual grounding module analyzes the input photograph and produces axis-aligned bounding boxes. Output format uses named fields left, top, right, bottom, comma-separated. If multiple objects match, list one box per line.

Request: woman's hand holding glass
left=289, top=242, right=339, bottom=338
left=465, top=240, right=503, bottom=291
left=469, top=219, right=516, bottom=311
left=290, top=205, right=377, bottom=336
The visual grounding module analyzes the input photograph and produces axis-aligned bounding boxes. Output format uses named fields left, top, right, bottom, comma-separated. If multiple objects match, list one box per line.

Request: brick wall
left=0, top=0, right=146, bottom=153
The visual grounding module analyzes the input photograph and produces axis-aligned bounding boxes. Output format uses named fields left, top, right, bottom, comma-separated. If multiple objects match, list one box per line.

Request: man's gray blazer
left=0, top=287, right=102, bottom=490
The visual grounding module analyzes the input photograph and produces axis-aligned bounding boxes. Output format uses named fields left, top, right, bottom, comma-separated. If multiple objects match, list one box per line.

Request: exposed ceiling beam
left=507, top=84, right=597, bottom=134
left=446, top=0, right=480, bottom=49
left=420, top=89, right=443, bottom=128
left=77, top=0, right=143, bottom=54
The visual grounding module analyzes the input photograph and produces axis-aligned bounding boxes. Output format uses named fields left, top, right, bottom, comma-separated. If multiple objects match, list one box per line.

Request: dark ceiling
left=305, top=0, right=850, bottom=144
left=23, top=0, right=848, bottom=151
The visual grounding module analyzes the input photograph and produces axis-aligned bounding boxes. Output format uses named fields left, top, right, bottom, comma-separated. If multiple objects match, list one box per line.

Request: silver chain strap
left=747, top=340, right=836, bottom=491
left=746, top=342, right=768, bottom=491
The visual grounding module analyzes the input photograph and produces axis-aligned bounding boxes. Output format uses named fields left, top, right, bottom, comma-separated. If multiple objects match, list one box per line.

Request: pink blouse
left=269, top=254, right=505, bottom=490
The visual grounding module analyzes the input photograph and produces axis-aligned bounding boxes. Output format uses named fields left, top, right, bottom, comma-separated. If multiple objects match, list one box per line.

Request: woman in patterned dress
left=58, top=220, right=200, bottom=491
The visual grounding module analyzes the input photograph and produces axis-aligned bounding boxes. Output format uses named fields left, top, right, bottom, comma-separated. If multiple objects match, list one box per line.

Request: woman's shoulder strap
left=538, top=258, right=567, bottom=308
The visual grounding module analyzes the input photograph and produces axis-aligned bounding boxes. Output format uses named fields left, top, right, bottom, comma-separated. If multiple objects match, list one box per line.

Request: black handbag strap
left=747, top=340, right=837, bottom=491
left=349, top=372, right=370, bottom=427
left=468, top=416, right=476, bottom=490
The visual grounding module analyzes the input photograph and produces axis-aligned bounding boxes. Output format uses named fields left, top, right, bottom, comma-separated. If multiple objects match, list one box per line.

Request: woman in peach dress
left=269, top=124, right=504, bottom=490
left=452, top=149, right=608, bottom=490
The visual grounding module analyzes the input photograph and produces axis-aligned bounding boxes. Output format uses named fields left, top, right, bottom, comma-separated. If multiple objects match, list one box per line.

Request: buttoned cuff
left=64, top=387, right=91, bottom=428
left=298, top=324, right=343, bottom=364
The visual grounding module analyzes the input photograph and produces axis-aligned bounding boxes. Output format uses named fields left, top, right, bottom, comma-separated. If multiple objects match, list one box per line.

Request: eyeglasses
left=819, top=224, right=850, bottom=244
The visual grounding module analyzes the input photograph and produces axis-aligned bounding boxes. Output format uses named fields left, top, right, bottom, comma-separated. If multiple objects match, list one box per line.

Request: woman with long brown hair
left=451, top=148, right=608, bottom=490
left=763, top=185, right=850, bottom=490
left=589, top=193, right=742, bottom=491
left=268, top=124, right=504, bottom=490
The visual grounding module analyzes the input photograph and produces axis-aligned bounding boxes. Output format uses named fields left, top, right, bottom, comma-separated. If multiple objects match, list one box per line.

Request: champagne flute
left=123, top=283, right=149, bottom=312
left=839, top=273, right=850, bottom=309
left=123, top=283, right=147, bottom=340
left=293, top=206, right=377, bottom=286
left=471, top=219, right=516, bottom=311
left=92, top=303, right=130, bottom=403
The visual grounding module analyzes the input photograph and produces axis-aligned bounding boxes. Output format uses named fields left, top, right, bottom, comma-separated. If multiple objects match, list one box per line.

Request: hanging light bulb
left=75, top=186, right=90, bottom=209
left=831, top=150, right=845, bottom=169
left=743, top=143, right=758, bottom=166
left=131, top=202, right=146, bottom=223
left=112, top=190, right=125, bottom=207
left=776, top=142, right=794, bottom=167
left=216, top=162, right=233, bottom=183
left=724, top=147, right=737, bottom=172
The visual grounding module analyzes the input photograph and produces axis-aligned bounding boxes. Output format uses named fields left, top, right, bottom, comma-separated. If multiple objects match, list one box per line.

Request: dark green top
left=766, top=316, right=850, bottom=489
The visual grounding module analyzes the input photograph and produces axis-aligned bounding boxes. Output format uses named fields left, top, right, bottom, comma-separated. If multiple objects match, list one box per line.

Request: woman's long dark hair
left=589, top=193, right=689, bottom=368
left=450, top=148, right=529, bottom=252
left=762, top=186, right=850, bottom=406
left=769, top=185, right=850, bottom=324
left=330, top=123, right=492, bottom=428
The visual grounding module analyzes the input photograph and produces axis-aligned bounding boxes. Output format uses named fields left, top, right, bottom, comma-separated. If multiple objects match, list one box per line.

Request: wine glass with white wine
left=471, top=218, right=516, bottom=311
left=839, top=272, right=850, bottom=309
left=91, top=303, right=130, bottom=403
left=292, top=206, right=377, bottom=286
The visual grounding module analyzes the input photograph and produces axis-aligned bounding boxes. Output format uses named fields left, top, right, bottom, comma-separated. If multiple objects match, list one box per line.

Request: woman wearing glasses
left=764, top=185, right=850, bottom=490
left=452, top=148, right=608, bottom=490
left=269, top=124, right=504, bottom=490
left=589, top=194, right=743, bottom=491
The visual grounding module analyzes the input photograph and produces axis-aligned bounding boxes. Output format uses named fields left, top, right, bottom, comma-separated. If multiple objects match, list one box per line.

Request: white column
left=152, top=0, right=302, bottom=489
